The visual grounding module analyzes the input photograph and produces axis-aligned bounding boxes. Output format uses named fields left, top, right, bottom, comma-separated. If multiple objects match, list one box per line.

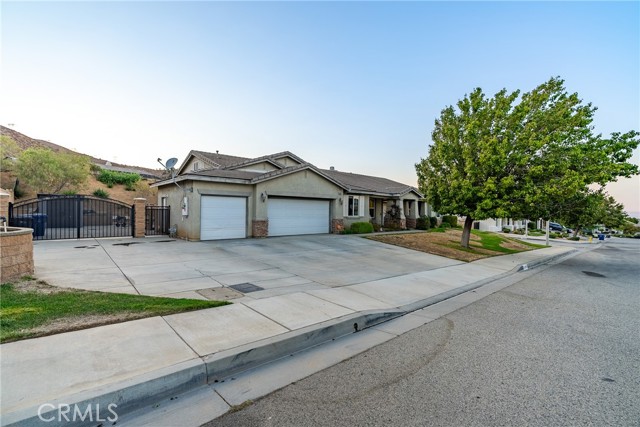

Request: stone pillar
left=0, top=188, right=14, bottom=221
left=0, top=228, right=34, bottom=282
left=331, top=219, right=344, bottom=234
left=133, top=198, right=146, bottom=238
left=252, top=220, right=269, bottom=237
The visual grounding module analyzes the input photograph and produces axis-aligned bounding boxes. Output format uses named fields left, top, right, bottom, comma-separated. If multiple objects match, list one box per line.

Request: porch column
left=133, top=198, right=146, bottom=238
left=405, top=199, right=418, bottom=229
left=397, top=199, right=407, bottom=230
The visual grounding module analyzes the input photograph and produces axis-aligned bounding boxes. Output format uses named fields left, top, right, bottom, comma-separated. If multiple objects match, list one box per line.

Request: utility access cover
left=230, top=283, right=264, bottom=293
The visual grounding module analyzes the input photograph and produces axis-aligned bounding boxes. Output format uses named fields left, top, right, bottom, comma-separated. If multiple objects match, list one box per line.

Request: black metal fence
left=9, top=195, right=134, bottom=240
left=145, top=205, right=171, bottom=236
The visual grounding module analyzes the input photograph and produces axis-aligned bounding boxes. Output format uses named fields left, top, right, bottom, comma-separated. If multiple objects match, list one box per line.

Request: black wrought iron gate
left=9, top=195, right=134, bottom=240
left=145, top=205, right=171, bottom=236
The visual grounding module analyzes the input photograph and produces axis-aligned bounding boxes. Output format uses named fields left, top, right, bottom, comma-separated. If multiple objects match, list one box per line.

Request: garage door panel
left=268, top=198, right=329, bottom=237
left=201, top=196, right=246, bottom=240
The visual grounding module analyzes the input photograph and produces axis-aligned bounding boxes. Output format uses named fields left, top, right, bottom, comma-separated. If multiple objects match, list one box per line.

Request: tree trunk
left=573, top=226, right=580, bottom=238
left=461, top=216, right=474, bottom=248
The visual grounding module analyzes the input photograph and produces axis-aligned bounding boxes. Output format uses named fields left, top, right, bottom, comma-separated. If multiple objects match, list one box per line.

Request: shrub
left=429, top=217, right=438, bottom=228
left=61, top=190, right=77, bottom=196
left=527, top=222, right=536, bottom=230
left=568, top=236, right=580, bottom=241
left=416, top=215, right=431, bottom=230
left=97, top=169, right=141, bottom=188
left=502, top=227, right=511, bottom=233
left=93, top=189, right=109, bottom=199
left=442, top=215, right=459, bottom=228
left=350, top=222, right=374, bottom=234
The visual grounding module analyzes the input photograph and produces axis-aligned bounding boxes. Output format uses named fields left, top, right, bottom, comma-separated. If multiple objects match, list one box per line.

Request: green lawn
left=0, top=278, right=230, bottom=343
left=470, top=230, right=546, bottom=253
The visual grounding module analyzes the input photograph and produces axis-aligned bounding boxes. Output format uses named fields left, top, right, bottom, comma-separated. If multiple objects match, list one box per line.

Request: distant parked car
left=549, top=222, right=565, bottom=232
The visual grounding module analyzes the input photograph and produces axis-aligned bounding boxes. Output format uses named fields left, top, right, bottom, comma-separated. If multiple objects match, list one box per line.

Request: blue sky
left=2, top=1, right=639, bottom=213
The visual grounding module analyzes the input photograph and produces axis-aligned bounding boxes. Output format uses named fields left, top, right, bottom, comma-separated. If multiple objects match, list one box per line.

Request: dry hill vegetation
left=0, top=125, right=162, bottom=203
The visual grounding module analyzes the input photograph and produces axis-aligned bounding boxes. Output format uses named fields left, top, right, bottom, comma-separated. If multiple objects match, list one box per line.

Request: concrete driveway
left=33, top=234, right=462, bottom=300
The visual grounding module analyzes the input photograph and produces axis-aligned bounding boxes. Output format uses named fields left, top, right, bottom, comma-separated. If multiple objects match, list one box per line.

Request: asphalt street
left=206, top=239, right=640, bottom=427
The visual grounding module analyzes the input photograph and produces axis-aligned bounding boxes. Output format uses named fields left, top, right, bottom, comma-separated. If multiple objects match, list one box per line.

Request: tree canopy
left=555, top=190, right=627, bottom=235
left=416, top=77, right=639, bottom=247
left=16, top=148, right=91, bottom=194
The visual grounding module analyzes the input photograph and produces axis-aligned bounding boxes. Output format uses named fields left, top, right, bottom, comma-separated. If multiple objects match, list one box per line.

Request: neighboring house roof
left=159, top=150, right=421, bottom=198
left=321, top=168, right=422, bottom=198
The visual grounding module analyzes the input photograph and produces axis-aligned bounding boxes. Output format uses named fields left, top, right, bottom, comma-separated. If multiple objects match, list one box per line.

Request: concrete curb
left=1, top=359, right=207, bottom=427
left=1, top=248, right=579, bottom=427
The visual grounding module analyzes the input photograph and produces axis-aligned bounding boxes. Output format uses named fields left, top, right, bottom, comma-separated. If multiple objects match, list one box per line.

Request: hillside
left=1, top=126, right=162, bottom=204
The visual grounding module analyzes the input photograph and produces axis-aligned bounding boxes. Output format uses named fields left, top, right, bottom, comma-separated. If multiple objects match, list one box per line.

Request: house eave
left=151, top=174, right=252, bottom=188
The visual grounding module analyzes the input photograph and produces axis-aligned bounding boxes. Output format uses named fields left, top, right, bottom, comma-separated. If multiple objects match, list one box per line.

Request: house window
left=369, top=199, right=375, bottom=218
left=348, top=196, right=360, bottom=217
left=161, top=197, right=168, bottom=207
left=193, top=161, right=200, bottom=171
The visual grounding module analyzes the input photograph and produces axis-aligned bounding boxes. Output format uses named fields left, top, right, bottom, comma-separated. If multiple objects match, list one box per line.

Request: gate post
left=0, top=188, right=14, bottom=221
left=133, top=198, right=146, bottom=238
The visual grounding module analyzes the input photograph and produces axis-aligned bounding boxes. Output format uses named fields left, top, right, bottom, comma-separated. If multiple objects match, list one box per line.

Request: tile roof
left=191, top=150, right=251, bottom=168
left=187, top=169, right=262, bottom=180
left=169, top=149, right=421, bottom=198
left=321, top=168, right=420, bottom=197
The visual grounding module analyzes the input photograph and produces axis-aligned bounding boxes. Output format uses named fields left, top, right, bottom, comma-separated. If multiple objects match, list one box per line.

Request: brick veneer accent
left=252, top=220, right=268, bottom=237
left=133, top=198, right=146, bottom=238
left=331, top=219, right=344, bottom=234
left=1, top=228, right=34, bottom=282
left=406, top=218, right=417, bottom=229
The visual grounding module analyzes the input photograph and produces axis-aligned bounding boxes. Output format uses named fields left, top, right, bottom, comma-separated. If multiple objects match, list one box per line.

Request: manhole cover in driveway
left=582, top=271, right=606, bottom=278
left=230, top=283, right=264, bottom=293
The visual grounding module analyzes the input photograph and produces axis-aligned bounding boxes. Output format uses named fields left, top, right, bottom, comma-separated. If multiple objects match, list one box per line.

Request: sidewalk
left=1, top=237, right=580, bottom=427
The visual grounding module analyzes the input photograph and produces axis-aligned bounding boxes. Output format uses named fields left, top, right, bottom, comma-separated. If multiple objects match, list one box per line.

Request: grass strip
left=0, top=279, right=230, bottom=343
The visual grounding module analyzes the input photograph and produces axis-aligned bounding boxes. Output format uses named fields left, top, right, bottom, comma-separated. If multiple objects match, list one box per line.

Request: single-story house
left=152, top=150, right=425, bottom=240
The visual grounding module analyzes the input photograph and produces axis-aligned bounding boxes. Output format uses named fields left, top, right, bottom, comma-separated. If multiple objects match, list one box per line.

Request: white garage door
left=268, top=198, right=330, bottom=237
left=201, top=196, right=246, bottom=240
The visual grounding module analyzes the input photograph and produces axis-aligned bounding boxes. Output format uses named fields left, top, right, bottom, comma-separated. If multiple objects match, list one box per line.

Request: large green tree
left=416, top=77, right=639, bottom=248
left=16, top=148, right=91, bottom=194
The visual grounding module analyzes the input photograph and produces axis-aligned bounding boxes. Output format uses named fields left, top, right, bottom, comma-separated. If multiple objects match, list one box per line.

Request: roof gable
left=176, top=150, right=251, bottom=175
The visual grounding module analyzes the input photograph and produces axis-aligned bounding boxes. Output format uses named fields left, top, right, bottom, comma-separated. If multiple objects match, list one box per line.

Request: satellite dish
left=165, top=158, right=178, bottom=169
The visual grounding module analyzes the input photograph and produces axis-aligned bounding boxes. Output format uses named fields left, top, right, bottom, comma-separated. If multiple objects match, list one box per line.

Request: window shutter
left=359, top=196, right=365, bottom=216
left=343, top=196, right=349, bottom=217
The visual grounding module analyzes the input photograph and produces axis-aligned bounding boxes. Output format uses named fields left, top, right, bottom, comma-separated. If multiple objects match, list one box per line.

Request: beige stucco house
left=152, top=150, right=424, bottom=240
